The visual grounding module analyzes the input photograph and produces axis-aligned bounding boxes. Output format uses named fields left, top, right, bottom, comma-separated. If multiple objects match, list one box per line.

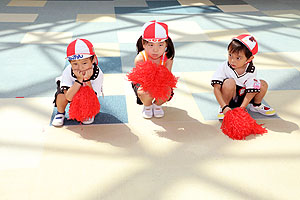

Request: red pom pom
left=127, top=61, right=178, bottom=101
left=221, top=107, right=267, bottom=140
left=69, top=86, right=100, bottom=122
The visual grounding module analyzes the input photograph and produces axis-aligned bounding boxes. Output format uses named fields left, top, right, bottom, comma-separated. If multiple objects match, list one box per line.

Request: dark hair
left=228, top=40, right=252, bottom=59
left=136, top=36, right=175, bottom=60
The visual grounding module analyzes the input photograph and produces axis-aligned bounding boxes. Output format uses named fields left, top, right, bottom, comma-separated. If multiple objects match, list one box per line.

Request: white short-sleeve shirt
left=211, top=61, right=261, bottom=93
left=59, top=64, right=104, bottom=96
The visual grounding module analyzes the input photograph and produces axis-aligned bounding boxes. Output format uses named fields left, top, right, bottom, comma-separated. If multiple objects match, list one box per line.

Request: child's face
left=70, top=57, right=94, bottom=74
left=143, top=41, right=167, bottom=60
left=228, top=50, right=253, bottom=69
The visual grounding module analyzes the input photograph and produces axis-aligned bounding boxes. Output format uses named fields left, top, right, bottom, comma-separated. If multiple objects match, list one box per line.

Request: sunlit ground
left=0, top=0, right=300, bottom=199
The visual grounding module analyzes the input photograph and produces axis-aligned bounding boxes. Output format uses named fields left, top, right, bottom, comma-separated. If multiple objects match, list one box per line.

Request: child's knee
left=222, top=79, right=236, bottom=90
left=56, top=93, right=68, bottom=105
left=260, top=79, right=268, bottom=89
left=137, top=90, right=150, bottom=99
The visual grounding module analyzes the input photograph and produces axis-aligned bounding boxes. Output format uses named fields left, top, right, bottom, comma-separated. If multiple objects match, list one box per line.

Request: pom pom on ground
left=221, top=107, right=267, bottom=140
left=69, top=86, right=100, bottom=122
left=127, top=61, right=178, bottom=101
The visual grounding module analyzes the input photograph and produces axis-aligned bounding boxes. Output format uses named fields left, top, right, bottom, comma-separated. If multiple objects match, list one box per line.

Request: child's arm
left=165, top=59, right=173, bottom=72
left=241, top=74, right=261, bottom=108
left=82, top=68, right=94, bottom=88
left=240, top=92, right=256, bottom=108
left=134, top=53, right=144, bottom=66
left=213, top=84, right=231, bottom=113
left=64, top=68, right=93, bottom=101
left=64, top=69, right=84, bottom=101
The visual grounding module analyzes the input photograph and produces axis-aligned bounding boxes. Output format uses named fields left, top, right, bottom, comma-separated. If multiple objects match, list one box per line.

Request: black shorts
left=131, top=83, right=174, bottom=105
left=229, top=85, right=254, bottom=108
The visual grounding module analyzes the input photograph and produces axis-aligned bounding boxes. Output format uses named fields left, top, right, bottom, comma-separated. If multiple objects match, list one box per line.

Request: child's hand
left=223, top=106, right=231, bottom=114
left=73, top=69, right=84, bottom=82
left=83, top=68, right=93, bottom=81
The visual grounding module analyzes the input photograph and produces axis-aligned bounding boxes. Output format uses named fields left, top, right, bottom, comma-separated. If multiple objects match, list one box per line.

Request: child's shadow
left=150, top=106, right=220, bottom=143
left=66, top=113, right=139, bottom=148
left=261, top=117, right=299, bottom=134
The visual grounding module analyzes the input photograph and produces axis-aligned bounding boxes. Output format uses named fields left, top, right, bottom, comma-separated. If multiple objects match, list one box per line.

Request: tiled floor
left=1, top=0, right=300, bottom=199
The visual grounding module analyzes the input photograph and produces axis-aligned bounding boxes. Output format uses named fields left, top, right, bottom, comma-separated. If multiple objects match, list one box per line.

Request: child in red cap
left=132, top=20, right=176, bottom=119
left=52, top=38, right=104, bottom=126
left=211, top=34, right=276, bottom=120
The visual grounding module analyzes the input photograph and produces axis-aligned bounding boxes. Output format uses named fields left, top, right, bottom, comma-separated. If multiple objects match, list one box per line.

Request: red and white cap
left=66, top=38, right=98, bottom=64
left=142, top=20, right=168, bottom=43
left=233, top=34, right=258, bottom=55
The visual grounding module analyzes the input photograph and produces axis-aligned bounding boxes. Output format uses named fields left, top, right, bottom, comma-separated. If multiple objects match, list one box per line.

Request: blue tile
left=115, top=7, right=153, bottom=14
left=147, top=6, right=189, bottom=14
left=182, top=6, right=222, bottom=14
left=71, top=24, right=119, bottom=43
left=146, top=0, right=181, bottom=8
left=249, top=27, right=300, bottom=52
left=99, top=57, right=122, bottom=74
left=192, top=93, right=279, bottom=120
left=257, top=69, right=300, bottom=90
left=50, top=95, right=128, bottom=125
left=120, top=43, right=137, bottom=73
left=194, top=12, right=278, bottom=30
left=244, top=0, right=294, bottom=10
left=173, top=41, right=227, bottom=72
left=0, top=44, right=65, bottom=98
left=211, top=0, right=248, bottom=5
left=115, top=5, right=221, bottom=15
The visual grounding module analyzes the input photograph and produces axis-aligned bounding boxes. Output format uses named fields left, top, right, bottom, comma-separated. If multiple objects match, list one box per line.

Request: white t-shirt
left=211, top=61, right=261, bottom=93
left=59, top=64, right=104, bottom=96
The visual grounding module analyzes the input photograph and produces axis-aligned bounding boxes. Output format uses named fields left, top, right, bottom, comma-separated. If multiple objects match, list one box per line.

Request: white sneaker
left=249, top=103, right=276, bottom=116
left=217, top=107, right=224, bottom=120
left=52, top=113, right=65, bottom=127
left=82, top=116, right=95, bottom=124
left=153, top=103, right=164, bottom=118
left=142, top=105, right=153, bottom=119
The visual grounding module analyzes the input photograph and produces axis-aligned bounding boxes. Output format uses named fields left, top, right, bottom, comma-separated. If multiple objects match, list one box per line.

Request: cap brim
left=143, top=38, right=167, bottom=43
left=66, top=54, right=93, bottom=60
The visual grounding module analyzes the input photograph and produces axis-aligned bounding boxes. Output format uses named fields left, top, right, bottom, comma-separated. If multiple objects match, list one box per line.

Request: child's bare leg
left=221, top=79, right=236, bottom=104
left=253, top=79, right=268, bottom=104
left=56, top=93, right=68, bottom=113
left=137, top=89, right=154, bottom=106
left=153, top=98, right=167, bottom=106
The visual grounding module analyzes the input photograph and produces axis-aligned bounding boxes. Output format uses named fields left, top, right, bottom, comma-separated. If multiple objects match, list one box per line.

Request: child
left=211, top=34, right=276, bottom=120
left=52, top=38, right=104, bottom=126
left=132, top=20, right=175, bottom=119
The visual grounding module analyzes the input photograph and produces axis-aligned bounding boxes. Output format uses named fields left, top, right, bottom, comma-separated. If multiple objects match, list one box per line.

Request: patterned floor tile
left=114, top=0, right=148, bottom=7
left=117, top=30, right=141, bottom=43
left=0, top=13, right=38, bottom=22
left=211, top=0, right=248, bottom=5
left=94, top=43, right=120, bottom=57
left=76, top=14, right=116, bottom=23
left=7, top=0, right=47, bottom=7
left=262, top=10, right=300, bottom=27
left=167, top=20, right=210, bottom=42
left=258, top=68, right=300, bottom=90
left=217, top=4, right=259, bottom=12
left=205, top=29, right=250, bottom=41
left=192, top=92, right=279, bottom=120
left=99, top=57, right=123, bottom=73
left=20, top=32, right=73, bottom=44
left=50, top=95, right=128, bottom=125
left=177, top=0, right=214, bottom=6
left=254, top=52, right=296, bottom=69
